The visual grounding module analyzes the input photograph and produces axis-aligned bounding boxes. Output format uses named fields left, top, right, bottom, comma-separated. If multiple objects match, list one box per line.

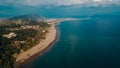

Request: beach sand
left=14, top=22, right=57, bottom=68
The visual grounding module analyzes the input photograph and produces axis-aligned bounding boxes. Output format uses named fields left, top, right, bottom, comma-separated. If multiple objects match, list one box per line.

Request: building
left=21, top=25, right=40, bottom=30
left=2, top=32, right=17, bottom=38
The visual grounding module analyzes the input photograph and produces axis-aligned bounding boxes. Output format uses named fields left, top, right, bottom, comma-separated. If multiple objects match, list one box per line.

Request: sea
left=1, top=6, right=120, bottom=68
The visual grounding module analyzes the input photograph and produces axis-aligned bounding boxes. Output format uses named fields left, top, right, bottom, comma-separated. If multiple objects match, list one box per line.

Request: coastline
left=14, top=22, right=58, bottom=68
left=14, top=18, right=80, bottom=68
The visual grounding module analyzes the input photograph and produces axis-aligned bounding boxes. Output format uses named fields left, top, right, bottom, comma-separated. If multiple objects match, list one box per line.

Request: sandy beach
left=15, top=18, right=81, bottom=62
left=15, top=22, right=57, bottom=63
left=14, top=18, right=80, bottom=68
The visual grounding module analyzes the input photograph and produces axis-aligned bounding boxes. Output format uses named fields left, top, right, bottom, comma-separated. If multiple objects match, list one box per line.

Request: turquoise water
left=1, top=6, right=120, bottom=18
left=1, top=6, right=120, bottom=68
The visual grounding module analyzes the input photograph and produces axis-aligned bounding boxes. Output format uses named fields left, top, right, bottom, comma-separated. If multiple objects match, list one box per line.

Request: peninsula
left=0, top=14, right=85, bottom=68
left=14, top=17, right=83, bottom=68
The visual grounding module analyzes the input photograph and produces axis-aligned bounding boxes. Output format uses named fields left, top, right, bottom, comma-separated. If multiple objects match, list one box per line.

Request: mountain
left=0, top=14, right=48, bottom=26
left=9, top=14, right=46, bottom=21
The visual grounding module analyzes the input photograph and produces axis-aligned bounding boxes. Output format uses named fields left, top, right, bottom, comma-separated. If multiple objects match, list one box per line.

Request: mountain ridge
left=9, top=14, right=45, bottom=21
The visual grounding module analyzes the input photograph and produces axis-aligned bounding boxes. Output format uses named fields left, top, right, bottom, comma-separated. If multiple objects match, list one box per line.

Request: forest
left=0, top=18, right=51, bottom=68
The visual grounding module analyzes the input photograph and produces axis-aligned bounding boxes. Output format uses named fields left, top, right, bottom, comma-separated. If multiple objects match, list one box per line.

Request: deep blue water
left=1, top=6, right=120, bottom=68
left=28, top=16, right=120, bottom=68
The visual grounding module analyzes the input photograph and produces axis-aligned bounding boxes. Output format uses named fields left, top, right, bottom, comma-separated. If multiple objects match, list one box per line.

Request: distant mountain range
left=0, top=14, right=48, bottom=26
left=9, top=14, right=46, bottom=21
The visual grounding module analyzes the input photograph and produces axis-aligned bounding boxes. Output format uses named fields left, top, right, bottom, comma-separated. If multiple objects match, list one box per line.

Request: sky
left=0, top=0, right=120, bottom=7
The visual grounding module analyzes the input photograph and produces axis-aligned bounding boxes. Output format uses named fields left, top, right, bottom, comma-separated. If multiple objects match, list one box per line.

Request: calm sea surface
left=1, top=6, right=120, bottom=68
left=28, top=16, right=120, bottom=68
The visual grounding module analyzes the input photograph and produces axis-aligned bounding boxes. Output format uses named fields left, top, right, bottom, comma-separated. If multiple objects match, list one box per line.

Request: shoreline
left=14, top=22, right=58, bottom=68
left=14, top=18, right=80, bottom=68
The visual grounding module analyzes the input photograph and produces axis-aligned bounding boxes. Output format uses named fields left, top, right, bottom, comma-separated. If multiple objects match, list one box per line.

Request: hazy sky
left=0, top=0, right=120, bottom=7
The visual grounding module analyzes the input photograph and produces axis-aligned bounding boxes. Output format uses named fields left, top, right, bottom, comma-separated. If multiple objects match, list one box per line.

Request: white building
left=2, top=32, right=17, bottom=38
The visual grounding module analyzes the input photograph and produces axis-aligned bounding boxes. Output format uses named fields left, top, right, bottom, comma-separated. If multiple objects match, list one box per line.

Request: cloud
left=0, top=0, right=120, bottom=7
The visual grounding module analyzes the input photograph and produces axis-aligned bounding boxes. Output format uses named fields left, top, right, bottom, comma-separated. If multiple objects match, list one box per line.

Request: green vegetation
left=0, top=18, right=51, bottom=68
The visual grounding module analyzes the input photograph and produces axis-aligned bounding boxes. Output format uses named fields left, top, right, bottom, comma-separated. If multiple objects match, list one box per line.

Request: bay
left=1, top=6, right=120, bottom=68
